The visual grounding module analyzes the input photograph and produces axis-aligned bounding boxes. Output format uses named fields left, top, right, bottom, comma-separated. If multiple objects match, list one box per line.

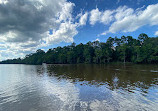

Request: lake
left=0, top=64, right=158, bottom=111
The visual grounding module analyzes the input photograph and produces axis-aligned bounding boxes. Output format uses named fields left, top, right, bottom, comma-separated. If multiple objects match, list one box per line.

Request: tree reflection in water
left=36, top=64, right=158, bottom=94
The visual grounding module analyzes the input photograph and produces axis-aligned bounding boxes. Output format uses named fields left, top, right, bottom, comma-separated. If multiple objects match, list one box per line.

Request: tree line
left=1, top=33, right=158, bottom=65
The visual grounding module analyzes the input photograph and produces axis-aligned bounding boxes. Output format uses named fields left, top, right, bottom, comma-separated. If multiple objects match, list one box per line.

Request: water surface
left=0, top=64, right=158, bottom=111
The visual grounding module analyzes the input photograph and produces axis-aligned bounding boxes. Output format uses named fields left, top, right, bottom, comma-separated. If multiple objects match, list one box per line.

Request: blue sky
left=71, top=0, right=158, bottom=41
left=53, top=0, right=158, bottom=46
left=0, top=0, right=158, bottom=60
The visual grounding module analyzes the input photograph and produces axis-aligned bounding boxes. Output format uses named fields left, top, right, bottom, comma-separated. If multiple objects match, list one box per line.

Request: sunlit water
left=0, top=64, right=158, bottom=111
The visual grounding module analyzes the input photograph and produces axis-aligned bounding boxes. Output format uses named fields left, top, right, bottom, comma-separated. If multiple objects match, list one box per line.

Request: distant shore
left=1, top=34, right=158, bottom=65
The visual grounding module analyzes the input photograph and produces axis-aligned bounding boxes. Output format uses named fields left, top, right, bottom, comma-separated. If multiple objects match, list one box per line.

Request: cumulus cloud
left=155, top=31, right=158, bottom=36
left=89, top=8, right=114, bottom=25
left=43, top=22, right=78, bottom=46
left=101, top=10, right=114, bottom=25
left=79, top=12, right=88, bottom=26
left=90, top=8, right=101, bottom=25
left=108, top=4, right=158, bottom=34
left=96, top=3, right=158, bottom=35
left=1, top=1, right=158, bottom=61
left=0, top=0, right=8, bottom=4
left=0, top=0, right=79, bottom=60
left=88, top=3, right=158, bottom=36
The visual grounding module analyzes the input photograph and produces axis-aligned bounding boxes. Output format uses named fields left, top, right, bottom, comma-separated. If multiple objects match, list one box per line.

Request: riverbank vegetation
left=1, top=33, right=158, bottom=64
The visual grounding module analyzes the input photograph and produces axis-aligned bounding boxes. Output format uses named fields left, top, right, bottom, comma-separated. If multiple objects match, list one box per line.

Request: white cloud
left=115, top=6, right=134, bottom=21
left=0, top=0, right=8, bottom=4
left=155, top=31, right=158, bottom=36
left=1, top=1, right=158, bottom=61
left=43, top=22, right=78, bottom=45
left=97, top=3, right=158, bottom=35
left=0, top=49, right=25, bottom=60
left=101, top=10, right=114, bottom=25
left=79, top=12, right=88, bottom=26
left=57, top=2, right=75, bottom=22
left=90, top=8, right=114, bottom=25
left=0, top=0, right=79, bottom=60
left=90, top=8, right=101, bottom=25
left=109, top=4, right=158, bottom=33
left=99, top=31, right=108, bottom=36
left=108, top=15, right=138, bottom=33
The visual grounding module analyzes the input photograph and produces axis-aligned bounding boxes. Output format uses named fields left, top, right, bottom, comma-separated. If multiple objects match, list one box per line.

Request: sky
left=0, top=0, right=158, bottom=60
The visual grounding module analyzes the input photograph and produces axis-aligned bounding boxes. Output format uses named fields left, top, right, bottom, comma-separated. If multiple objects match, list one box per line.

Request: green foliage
left=1, top=33, right=158, bottom=64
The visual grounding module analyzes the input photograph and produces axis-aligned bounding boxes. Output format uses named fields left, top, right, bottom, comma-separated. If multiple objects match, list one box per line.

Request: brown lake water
left=0, top=64, right=158, bottom=111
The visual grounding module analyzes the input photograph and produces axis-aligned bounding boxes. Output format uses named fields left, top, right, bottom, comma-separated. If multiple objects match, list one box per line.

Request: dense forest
left=0, top=33, right=158, bottom=65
